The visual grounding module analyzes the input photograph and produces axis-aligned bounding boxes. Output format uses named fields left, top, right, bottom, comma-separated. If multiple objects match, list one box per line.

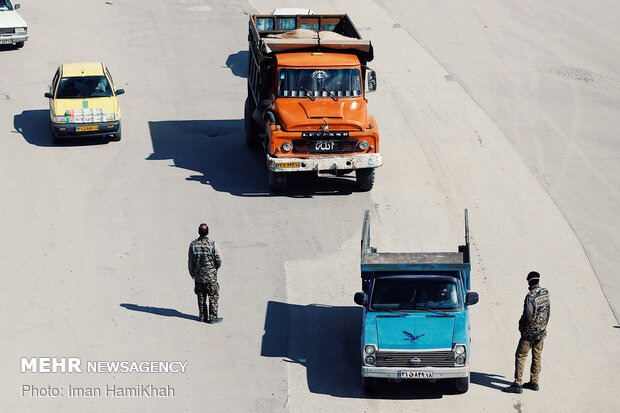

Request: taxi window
left=56, top=76, right=113, bottom=99
left=51, top=69, right=60, bottom=93
left=104, top=68, right=114, bottom=88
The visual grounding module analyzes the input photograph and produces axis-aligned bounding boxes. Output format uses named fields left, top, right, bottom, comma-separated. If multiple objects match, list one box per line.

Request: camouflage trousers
left=194, top=277, right=219, bottom=321
left=514, top=337, right=544, bottom=386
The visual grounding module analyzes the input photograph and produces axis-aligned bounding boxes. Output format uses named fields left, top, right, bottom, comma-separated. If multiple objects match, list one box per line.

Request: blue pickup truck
left=354, top=210, right=479, bottom=393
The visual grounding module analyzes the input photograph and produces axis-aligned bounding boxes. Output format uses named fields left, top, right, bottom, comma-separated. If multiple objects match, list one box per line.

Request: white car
left=271, top=8, right=314, bottom=15
left=0, top=0, right=28, bottom=48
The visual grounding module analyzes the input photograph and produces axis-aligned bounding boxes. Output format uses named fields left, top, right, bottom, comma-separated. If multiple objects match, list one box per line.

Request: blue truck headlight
left=454, top=344, right=467, bottom=365
left=364, top=345, right=375, bottom=355
left=365, top=356, right=376, bottom=365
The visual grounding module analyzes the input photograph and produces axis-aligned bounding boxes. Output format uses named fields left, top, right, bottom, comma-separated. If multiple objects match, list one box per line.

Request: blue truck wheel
left=455, top=376, right=469, bottom=393
left=362, top=376, right=377, bottom=393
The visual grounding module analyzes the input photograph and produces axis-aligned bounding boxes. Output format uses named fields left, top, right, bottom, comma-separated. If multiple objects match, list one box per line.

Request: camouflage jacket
left=519, top=285, right=550, bottom=340
left=188, top=236, right=222, bottom=282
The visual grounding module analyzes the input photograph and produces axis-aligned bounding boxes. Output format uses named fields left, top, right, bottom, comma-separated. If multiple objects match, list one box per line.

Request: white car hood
left=0, top=10, right=27, bottom=29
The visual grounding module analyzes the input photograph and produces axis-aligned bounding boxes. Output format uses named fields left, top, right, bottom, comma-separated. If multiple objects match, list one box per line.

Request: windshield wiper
left=322, top=87, right=338, bottom=101
left=416, top=306, right=454, bottom=317
left=377, top=308, right=407, bottom=316
left=300, top=86, right=316, bottom=101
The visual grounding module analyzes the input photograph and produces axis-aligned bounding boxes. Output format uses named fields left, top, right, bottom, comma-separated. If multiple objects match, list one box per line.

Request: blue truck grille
left=375, top=350, right=455, bottom=368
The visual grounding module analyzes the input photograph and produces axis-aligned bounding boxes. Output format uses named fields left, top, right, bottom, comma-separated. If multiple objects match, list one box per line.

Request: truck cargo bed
left=250, top=14, right=373, bottom=61
left=361, top=252, right=469, bottom=272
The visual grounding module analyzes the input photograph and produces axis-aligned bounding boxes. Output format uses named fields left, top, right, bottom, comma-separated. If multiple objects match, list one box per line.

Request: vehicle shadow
left=120, top=303, right=200, bottom=322
left=0, top=44, right=22, bottom=52
left=470, top=371, right=512, bottom=391
left=14, top=109, right=111, bottom=147
left=261, top=301, right=444, bottom=399
left=147, top=119, right=358, bottom=197
left=226, top=51, right=248, bottom=78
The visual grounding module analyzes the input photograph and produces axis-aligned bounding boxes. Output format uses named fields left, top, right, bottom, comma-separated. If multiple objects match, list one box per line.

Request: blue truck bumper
left=362, top=365, right=469, bottom=379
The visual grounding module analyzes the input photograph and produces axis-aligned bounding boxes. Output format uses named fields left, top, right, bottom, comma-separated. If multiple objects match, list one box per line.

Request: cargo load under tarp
left=250, top=14, right=373, bottom=62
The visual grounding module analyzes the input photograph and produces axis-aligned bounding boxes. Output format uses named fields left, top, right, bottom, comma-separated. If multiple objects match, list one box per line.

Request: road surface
left=1, top=0, right=617, bottom=412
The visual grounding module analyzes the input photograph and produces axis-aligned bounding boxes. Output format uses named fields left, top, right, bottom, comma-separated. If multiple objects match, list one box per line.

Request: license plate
left=275, top=162, right=300, bottom=169
left=0, top=39, right=12, bottom=45
left=76, top=125, right=99, bottom=132
left=397, top=371, right=433, bottom=379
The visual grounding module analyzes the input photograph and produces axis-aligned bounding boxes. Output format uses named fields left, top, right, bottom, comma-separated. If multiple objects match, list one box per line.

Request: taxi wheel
left=362, top=376, right=377, bottom=393
left=111, top=124, right=122, bottom=141
left=51, top=125, right=62, bottom=145
left=16, top=42, right=24, bottom=49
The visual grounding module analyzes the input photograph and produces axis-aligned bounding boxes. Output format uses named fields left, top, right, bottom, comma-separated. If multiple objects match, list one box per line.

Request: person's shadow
left=120, top=303, right=200, bottom=322
left=470, top=371, right=512, bottom=390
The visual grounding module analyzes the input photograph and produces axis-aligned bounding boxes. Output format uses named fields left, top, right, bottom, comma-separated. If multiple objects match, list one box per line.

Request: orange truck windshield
left=277, top=68, right=362, bottom=98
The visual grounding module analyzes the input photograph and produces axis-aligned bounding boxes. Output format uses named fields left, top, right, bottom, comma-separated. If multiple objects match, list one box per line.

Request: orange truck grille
left=292, top=139, right=359, bottom=154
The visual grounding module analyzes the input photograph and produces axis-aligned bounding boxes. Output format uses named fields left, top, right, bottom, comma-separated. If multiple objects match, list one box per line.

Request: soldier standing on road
left=188, top=223, right=222, bottom=324
left=503, top=271, right=550, bottom=393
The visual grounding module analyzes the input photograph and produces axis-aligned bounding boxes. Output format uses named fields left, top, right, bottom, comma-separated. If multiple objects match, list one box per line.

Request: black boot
left=523, top=382, right=539, bottom=391
left=502, top=383, right=523, bottom=394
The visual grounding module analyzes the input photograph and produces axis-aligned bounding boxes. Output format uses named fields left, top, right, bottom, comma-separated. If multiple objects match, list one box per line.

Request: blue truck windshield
left=277, top=68, right=362, bottom=98
left=370, top=277, right=461, bottom=312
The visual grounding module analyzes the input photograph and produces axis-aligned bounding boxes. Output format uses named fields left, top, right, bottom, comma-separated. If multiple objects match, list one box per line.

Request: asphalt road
left=1, top=0, right=618, bottom=412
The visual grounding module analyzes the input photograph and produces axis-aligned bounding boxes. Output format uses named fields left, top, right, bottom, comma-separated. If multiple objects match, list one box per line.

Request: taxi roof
left=276, top=53, right=360, bottom=68
left=61, top=62, right=105, bottom=77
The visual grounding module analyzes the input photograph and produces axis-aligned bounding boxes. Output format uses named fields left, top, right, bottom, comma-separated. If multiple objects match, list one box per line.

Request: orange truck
left=245, top=13, right=382, bottom=191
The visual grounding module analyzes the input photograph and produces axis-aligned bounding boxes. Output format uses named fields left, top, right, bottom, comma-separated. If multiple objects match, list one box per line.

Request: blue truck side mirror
left=465, top=292, right=479, bottom=306
left=354, top=292, right=367, bottom=306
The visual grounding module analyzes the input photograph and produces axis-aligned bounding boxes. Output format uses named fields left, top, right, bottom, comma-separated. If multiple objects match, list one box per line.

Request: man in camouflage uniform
left=503, top=271, right=550, bottom=393
left=188, top=223, right=222, bottom=324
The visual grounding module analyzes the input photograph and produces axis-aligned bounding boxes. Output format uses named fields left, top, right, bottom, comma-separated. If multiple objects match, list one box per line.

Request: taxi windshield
left=370, top=276, right=461, bottom=312
left=0, top=0, right=14, bottom=11
left=277, top=68, right=362, bottom=98
left=56, top=76, right=113, bottom=99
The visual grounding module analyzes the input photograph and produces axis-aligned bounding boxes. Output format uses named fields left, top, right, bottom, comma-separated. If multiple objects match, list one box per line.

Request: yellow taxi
left=44, top=62, right=124, bottom=144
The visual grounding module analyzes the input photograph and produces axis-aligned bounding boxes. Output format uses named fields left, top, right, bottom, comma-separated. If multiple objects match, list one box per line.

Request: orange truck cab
left=246, top=14, right=382, bottom=191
